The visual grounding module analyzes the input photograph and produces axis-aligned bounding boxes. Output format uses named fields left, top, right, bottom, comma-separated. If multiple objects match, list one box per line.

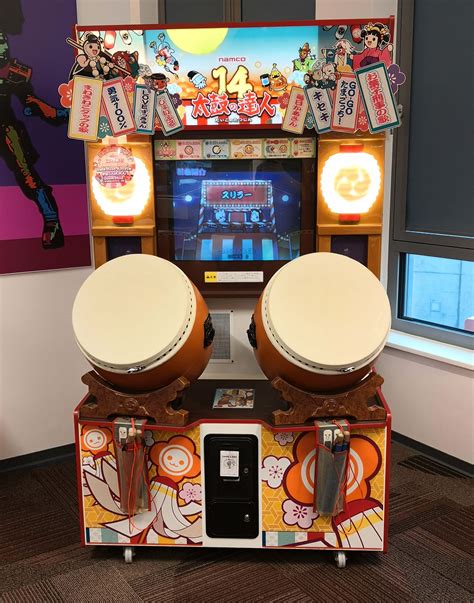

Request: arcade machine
left=64, top=16, right=403, bottom=567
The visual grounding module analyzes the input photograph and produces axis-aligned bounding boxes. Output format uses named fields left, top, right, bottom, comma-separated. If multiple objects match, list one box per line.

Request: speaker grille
left=209, top=311, right=232, bottom=362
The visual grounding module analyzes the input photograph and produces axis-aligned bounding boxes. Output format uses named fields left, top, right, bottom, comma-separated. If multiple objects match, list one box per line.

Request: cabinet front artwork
left=261, top=427, right=386, bottom=550
left=80, top=425, right=203, bottom=546
left=79, top=422, right=386, bottom=551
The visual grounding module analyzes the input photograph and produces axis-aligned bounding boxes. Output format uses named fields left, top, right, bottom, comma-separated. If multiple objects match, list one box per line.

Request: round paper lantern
left=320, top=144, right=381, bottom=214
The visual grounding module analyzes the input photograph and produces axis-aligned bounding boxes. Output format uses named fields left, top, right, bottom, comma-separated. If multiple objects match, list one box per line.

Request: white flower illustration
left=274, top=432, right=294, bottom=446
left=261, top=455, right=291, bottom=488
left=283, top=499, right=318, bottom=529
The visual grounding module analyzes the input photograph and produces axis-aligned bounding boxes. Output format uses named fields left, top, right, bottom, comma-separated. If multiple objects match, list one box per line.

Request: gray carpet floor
left=0, top=442, right=472, bottom=602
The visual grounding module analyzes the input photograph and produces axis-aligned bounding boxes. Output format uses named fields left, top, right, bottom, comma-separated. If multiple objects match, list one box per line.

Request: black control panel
left=204, top=434, right=259, bottom=539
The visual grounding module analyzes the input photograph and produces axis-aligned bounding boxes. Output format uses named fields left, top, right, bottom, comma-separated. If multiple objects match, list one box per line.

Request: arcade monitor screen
left=159, top=159, right=302, bottom=262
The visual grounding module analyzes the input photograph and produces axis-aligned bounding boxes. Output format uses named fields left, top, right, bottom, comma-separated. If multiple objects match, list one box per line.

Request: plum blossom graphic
left=98, top=116, right=112, bottom=139
left=304, top=110, right=315, bottom=130
left=171, top=93, right=183, bottom=109
left=274, top=432, right=294, bottom=446
left=179, top=482, right=202, bottom=504
left=279, top=92, right=290, bottom=109
left=387, top=63, right=406, bottom=94
left=282, top=499, right=318, bottom=529
left=357, top=106, right=369, bottom=132
left=262, top=455, right=291, bottom=489
left=58, top=80, right=74, bottom=108
left=123, top=75, right=136, bottom=94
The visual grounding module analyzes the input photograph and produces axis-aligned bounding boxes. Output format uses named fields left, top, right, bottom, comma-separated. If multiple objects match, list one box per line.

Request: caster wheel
left=123, top=546, right=135, bottom=564
left=335, top=551, right=347, bottom=568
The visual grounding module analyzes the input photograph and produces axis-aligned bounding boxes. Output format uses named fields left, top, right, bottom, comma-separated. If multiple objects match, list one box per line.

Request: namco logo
left=218, top=56, right=246, bottom=62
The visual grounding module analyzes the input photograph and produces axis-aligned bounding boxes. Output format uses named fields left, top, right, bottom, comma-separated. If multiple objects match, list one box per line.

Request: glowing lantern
left=320, top=144, right=381, bottom=216
left=92, top=145, right=151, bottom=223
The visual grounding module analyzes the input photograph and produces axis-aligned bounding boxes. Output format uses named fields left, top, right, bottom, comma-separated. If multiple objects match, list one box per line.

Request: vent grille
left=209, top=311, right=233, bottom=362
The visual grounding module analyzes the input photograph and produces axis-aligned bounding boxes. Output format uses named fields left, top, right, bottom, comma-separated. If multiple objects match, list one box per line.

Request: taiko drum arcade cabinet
left=64, top=16, right=403, bottom=567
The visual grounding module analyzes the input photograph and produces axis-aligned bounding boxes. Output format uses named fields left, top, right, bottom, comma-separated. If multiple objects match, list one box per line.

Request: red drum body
left=248, top=253, right=391, bottom=392
left=73, top=255, right=214, bottom=392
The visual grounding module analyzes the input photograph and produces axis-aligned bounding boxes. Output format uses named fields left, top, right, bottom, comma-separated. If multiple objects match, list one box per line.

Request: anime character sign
left=0, top=0, right=91, bottom=274
left=0, top=29, right=67, bottom=249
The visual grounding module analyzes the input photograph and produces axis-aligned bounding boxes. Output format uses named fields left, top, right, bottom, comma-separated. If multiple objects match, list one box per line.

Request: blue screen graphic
left=169, top=161, right=302, bottom=261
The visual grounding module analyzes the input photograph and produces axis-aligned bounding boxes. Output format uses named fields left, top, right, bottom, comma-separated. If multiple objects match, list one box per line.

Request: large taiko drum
left=248, top=253, right=391, bottom=392
left=72, top=254, right=214, bottom=392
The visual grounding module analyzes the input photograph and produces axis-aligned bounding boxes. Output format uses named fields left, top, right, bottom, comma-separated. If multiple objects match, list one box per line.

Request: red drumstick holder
left=112, top=417, right=151, bottom=516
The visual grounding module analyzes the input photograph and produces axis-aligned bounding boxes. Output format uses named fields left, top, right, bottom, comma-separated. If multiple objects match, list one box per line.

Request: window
left=388, top=0, right=474, bottom=349
left=402, top=255, right=473, bottom=333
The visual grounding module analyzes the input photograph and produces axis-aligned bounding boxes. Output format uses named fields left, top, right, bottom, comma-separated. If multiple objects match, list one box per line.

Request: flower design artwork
left=282, top=499, right=318, bottom=529
left=82, top=430, right=202, bottom=545
left=261, top=455, right=291, bottom=489
left=179, top=482, right=202, bottom=504
left=58, top=80, right=74, bottom=108
left=387, top=63, right=406, bottom=94
left=274, top=432, right=294, bottom=446
left=97, top=116, right=112, bottom=139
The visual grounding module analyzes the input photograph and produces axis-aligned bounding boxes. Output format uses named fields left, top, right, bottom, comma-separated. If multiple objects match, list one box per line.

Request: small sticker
left=230, top=139, right=263, bottom=159
left=205, top=271, right=263, bottom=283
left=177, top=139, right=202, bottom=160
left=264, top=138, right=291, bottom=159
left=220, top=450, right=239, bottom=477
left=204, top=139, right=230, bottom=159
left=291, top=138, right=315, bottom=158
left=154, top=139, right=177, bottom=160
left=213, top=388, right=255, bottom=409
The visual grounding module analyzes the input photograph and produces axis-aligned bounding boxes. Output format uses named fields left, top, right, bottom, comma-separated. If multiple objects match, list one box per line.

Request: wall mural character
left=0, top=29, right=67, bottom=248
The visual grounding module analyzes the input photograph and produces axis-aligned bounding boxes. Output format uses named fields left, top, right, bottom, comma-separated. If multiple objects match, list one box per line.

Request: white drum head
left=72, top=255, right=196, bottom=372
left=263, top=253, right=391, bottom=373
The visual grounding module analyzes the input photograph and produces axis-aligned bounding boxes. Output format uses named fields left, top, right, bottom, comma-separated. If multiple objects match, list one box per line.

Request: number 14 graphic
left=211, top=65, right=253, bottom=97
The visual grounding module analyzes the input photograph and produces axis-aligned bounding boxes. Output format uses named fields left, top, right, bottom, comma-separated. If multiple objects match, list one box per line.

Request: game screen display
left=158, top=159, right=302, bottom=261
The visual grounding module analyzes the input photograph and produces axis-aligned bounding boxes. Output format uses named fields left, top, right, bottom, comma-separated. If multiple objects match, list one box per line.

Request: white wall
left=0, top=269, right=92, bottom=458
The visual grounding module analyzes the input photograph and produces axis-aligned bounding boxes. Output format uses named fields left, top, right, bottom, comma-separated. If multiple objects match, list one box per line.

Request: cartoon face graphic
left=150, top=435, right=200, bottom=483
left=322, top=63, right=336, bottom=79
left=159, top=445, right=193, bottom=476
left=85, top=41, right=100, bottom=58
left=365, top=33, right=378, bottom=49
left=81, top=426, right=112, bottom=453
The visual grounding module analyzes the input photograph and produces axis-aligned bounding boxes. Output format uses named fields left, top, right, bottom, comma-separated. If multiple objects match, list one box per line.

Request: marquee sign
left=62, top=19, right=403, bottom=137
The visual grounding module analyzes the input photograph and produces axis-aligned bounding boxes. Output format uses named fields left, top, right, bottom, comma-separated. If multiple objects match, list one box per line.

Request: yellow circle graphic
left=167, top=28, right=228, bottom=55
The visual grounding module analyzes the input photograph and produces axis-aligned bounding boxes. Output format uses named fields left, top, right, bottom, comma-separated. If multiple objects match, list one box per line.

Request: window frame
left=388, top=0, right=474, bottom=349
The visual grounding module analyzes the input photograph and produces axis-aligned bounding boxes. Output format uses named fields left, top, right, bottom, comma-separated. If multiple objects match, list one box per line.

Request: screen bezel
left=154, top=130, right=317, bottom=297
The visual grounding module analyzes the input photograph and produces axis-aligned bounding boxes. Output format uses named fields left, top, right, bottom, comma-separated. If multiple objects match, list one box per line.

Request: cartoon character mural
left=261, top=429, right=386, bottom=549
left=0, top=28, right=68, bottom=249
left=68, top=33, right=115, bottom=80
left=150, top=32, right=179, bottom=78
left=82, top=428, right=203, bottom=545
left=352, top=22, right=392, bottom=70
left=292, top=42, right=316, bottom=72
